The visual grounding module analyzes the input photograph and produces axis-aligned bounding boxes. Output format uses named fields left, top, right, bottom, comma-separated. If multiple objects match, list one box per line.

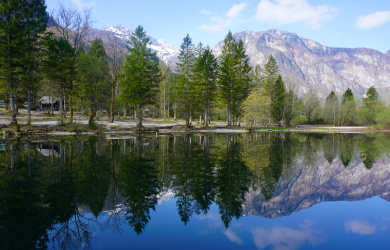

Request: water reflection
left=1, top=133, right=390, bottom=248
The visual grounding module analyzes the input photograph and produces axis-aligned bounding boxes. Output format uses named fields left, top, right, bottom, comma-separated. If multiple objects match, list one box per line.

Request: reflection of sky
left=48, top=196, right=390, bottom=249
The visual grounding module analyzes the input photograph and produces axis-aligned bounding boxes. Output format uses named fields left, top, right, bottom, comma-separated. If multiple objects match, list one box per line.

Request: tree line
left=1, top=1, right=389, bottom=128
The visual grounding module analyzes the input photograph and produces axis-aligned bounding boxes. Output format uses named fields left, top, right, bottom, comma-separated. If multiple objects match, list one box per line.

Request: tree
left=340, top=88, right=356, bottom=126
left=231, top=39, right=253, bottom=124
left=194, top=47, right=218, bottom=126
left=173, top=34, right=197, bottom=127
left=50, top=3, right=92, bottom=123
left=119, top=25, right=161, bottom=128
left=43, top=35, right=75, bottom=119
left=360, top=86, right=382, bottom=125
left=270, top=75, right=286, bottom=124
left=304, top=91, right=320, bottom=124
left=22, top=0, right=48, bottom=125
left=242, top=87, right=271, bottom=126
left=0, top=0, right=31, bottom=126
left=105, top=31, right=123, bottom=123
left=219, top=31, right=252, bottom=126
left=77, top=38, right=110, bottom=125
left=324, top=91, right=339, bottom=125
left=263, top=55, right=280, bottom=93
left=158, top=61, right=174, bottom=120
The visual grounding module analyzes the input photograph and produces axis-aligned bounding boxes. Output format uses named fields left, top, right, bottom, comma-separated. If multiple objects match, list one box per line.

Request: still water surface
left=1, top=133, right=390, bottom=249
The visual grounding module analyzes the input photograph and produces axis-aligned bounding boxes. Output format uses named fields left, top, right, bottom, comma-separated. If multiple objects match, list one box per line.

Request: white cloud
left=255, top=0, right=337, bottom=29
left=200, top=9, right=212, bottom=15
left=198, top=2, right=247, bottom=33
left=345, top=220, right=376, bottom=235
left=71, top=0, right=95, bottom=10
left=224, top=229, right=243, bottom=245
left=226, top=3, right=248, bottom=19
left=251, top=221, right=324, bottom=250
left=356, top=11, right=390, bottom=29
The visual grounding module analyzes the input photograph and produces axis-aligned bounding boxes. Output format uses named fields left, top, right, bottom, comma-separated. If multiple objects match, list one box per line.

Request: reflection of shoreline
left=244, top=155, right=390, bottom=218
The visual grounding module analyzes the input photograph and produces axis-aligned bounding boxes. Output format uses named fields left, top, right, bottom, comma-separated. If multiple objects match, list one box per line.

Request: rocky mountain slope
left=243, top=154, right=390, bottom=218
left=214, top=30, right=390, bottom=99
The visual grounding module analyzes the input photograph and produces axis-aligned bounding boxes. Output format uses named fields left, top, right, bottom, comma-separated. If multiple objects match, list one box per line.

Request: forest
left=1, top=1, right=390, bottom=129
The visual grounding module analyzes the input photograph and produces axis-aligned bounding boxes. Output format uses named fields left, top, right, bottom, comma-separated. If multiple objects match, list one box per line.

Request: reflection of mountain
left=244, top=155, right=390, bottom=218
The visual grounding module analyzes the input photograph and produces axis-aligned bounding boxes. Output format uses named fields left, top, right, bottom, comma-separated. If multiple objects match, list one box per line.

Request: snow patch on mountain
left=106, top=25, right=179, bottom=63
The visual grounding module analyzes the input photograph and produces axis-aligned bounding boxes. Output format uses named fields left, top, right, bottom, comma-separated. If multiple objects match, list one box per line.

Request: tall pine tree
left=194, top=47, right=218, bottom=126
left=119, top=25, right=161, bottom=128
left=219, top=31, right=252, bottom=126
left=174, top=34, right=197, bottom=127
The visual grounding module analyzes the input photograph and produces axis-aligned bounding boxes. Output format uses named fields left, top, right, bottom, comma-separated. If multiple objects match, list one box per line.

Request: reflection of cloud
left=255, top=0, right=337, bottom=29
left=251, top=221, right=324, bottom=250
left=196, top=213, right=223, bottom=230
left=355, top=11, right=390, bottom=29
left=345, top=220, right=376, bottom=235
left=198, top=2, right=247, bottom=33
left=224, top=229, right=243, bottom=245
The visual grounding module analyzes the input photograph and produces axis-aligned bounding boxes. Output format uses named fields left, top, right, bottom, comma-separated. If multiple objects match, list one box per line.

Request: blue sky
left=45, top=0, right=390, bottom=53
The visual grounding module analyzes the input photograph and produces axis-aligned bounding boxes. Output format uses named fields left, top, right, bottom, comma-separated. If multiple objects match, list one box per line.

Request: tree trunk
left=227, top=96, right=231, bottom=126
left=109, top=80, right=116, bottom=123
left=60, top=87, right=64, bottom=119
left=89, top=108, right=96, bottom=125
left=137, top=104, right=143, bottom=128
left=67, top=83, right=73, bottom=123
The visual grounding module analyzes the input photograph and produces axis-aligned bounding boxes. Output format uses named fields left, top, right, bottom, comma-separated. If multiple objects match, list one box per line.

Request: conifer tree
left=219, top=31, right=252, bottom=126
left=43, top=35, right=75, bottom=119
left=194, top=47, right=218, bottom=126
left=174, top=34, right=197, bottom=127
left=23, top=0, right=48, bottom=125
left=77, top=38, right=110, bottom=125
left=360, top=86, right=382, bottom=125
left=263, top=55, right=280, bottom=93
left=0, top=0, right=31, bottom=125
left=340, top=88, right=356, bottom=125
left=270, top=75, right=286, bottom=124
left=119, top=25, right=161, bottom=128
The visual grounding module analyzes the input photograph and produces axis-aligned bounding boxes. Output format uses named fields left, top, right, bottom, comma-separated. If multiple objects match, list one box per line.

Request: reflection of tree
left=215, top=135, right=251, bottom=228
left=302, top=134, right=322, bottom=167
left=169, top=136, right=197, bottom=225
left=103, top=140, right=124, bottom=233
left=74, top=138, right=111, bottom=218
left=118, top=137, right=160, bottom=235
left=323, top=134, right=338, bottom=164
left=338, top=134, right=355, bottom=167
left=0, top=141, right=51, bottom=249
left=357, top=135, right=380, bottom=170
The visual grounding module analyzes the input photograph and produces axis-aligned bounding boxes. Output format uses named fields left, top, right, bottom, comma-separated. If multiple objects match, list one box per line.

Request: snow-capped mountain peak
left=106, top=25, right=179, bottom=65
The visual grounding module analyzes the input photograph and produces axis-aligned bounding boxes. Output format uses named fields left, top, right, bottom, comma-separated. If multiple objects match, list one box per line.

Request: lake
left=1, top=132, right=390, bottom=249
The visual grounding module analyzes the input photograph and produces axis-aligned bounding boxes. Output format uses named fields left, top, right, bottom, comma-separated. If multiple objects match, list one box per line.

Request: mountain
left=213, top=29, right=390, bottom=99
left=104, top=25, right=179, bottom=67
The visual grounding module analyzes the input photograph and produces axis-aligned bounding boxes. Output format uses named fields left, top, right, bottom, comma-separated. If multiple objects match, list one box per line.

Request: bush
left=291, top=115, right=307, bottom=125
left=374, top=107, right=390, bottom=129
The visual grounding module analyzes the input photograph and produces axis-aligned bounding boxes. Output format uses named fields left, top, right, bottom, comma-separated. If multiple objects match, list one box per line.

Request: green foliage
left=340, top=88, right=356, bottom=126
left=263, top=55, right=280, bottom=93
left=291, top=115, right=307, bottom=125
left=324, top=91, right=339, bottom=125
left=360, top=86, right=383, bottom=125
left=270, top=75, right=286, bottom=123
left=119, top=25, right=161, bottom=127
left=173, top=34, right=198, bottom=127
left=243, top=87, right=271, bottom=126
left=374, top=106, right=390, bottom=129
left=77, top=38, right=110, bottom=124
left=218, top=31, right=253, bottom=125
left=194, top=47, right=218, bottom=126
